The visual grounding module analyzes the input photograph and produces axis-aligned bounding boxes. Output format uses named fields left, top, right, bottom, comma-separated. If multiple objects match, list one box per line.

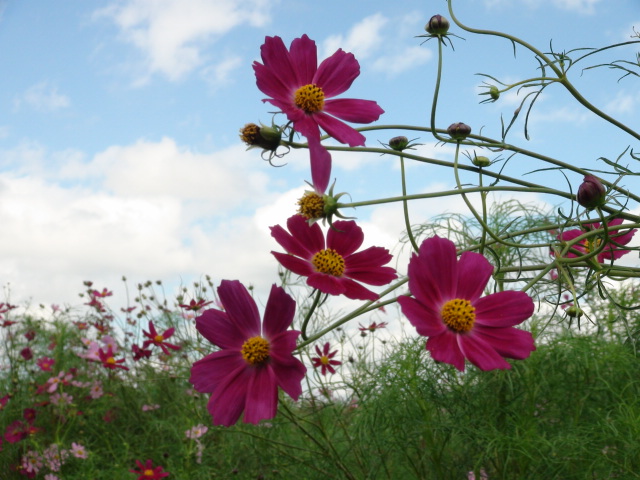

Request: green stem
left=400, top=155, right=419, bottom=252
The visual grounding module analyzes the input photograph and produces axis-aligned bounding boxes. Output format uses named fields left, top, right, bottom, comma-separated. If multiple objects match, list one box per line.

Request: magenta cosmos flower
left=270, top=215, right=397, bottom=301
left=129, top=459, right=169, bottom=480
left=142, top=320, right=181, bottom=356
left=557, top=218, right=636, bottom=263
left=311, top=342, right=342, bottom=376
left=189, top=280, right=306, bottom=427
left=253, top=34, right=384, bottom=193
left=397, top=236, right=535, bottom=371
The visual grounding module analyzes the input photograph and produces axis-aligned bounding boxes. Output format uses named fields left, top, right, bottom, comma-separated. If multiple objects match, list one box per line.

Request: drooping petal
left=308, top=134, right=332, bottom=194
left=262, top=284, right=296, bottom=339
left=243, top=367, right=278, bottom=424
left=327, top=220, right=364, bottom=256
left=289, top=34, right=317, bottom=85
left=455, top=251, right=493, bottom=302
left=314, top=111, right=367, bottom=147
left=458, top=334, right=512, bottom=371
left=313, top=49, right=360, bottom=98
left=337, top=277, right=379, bottom=301
left=473, top=326, right=535, bottom=360
left=270, top=252, right=315, bottom=277
left=474, top=290, right=534, bottom=327
left=398, top=296, right=448, bottom=337
left=217, top=280, right=261, bottom=338
left=323, top=98, right=384, bottom=124
left=425, top=331, right=466, bottom=371
left=189, top=350, right=246, bottom=394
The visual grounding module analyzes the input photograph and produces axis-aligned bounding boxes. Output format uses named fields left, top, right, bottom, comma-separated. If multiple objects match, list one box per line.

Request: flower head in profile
left=253, top=34, right=384, bottom=193
left=398, top=236, right=536, bottom=371
left=142, top=320, right=181, bottom=356
left=130, top=459, right=170, bottom=480
left=311, top=342, right=342, bottom=376
left=189, top=280, right=306, bottom=427
left=557, top=218, right=636, bottom=263
left=270, top=215, right=397, bottom=301
left=358, top=321, right=388, bottom=333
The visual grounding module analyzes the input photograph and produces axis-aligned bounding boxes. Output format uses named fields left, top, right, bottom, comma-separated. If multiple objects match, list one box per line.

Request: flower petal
left=425, top=331, right=466, bottom=371
left=408, top=236, right=458, bottom=308
left=473, top=326, right=535, bottom=360
left=189, top=350, right=245, bottom=394
left=271, top=252, right=315, bottom=277
left=458, top=334, right=512, bottom=371
left=243, top=367, right=278, bottom=425
left=207, top=364, right=252, bottom=427
left=258, top=36, right=299, bottom=93
left=308, top=134, right=332, bottom=194
left=217, top=280, right=261, bottom=338
left=338, top=277, right=379, bottom=301
left=398, top=296, right=447, bottom=337
left=262, top=284, right=296, bottom=339
left=289, top=34, right=317, bottom=85
left=313, top=49, right=360, bottom=97
left=307, top=272, right=346, bottom=296
left=345, top=247, right=396, bottom=285
left=314, top=112, right=367, bottom=147
left=455, top=251, right=493, bottom=302
left=195, top=309, right=245, bottom=349
left=474, top=290, right=534, bottom=327
left=323, top=98, right=384, bottom=124
left=327, top=220, right=364, bottom=256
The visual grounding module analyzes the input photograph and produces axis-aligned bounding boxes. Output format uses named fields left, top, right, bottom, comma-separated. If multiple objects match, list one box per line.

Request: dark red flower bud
left=447, top=122, right=471, bottom=141
left=577, top=175, right=606, bottom=210
left=425, top=15, right=450, bottom=35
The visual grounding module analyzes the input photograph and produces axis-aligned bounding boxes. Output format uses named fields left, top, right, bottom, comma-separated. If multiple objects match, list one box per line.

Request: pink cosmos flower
left=253, top=34, right=384, bottom=193
left=70, top=442, right=88, bottom=459
left=311, top=343, right=342, bottom=376
left=398, top=236, right=536, bottom=371
left=557, top=218, right=636, bottom=263
left=130, top=459, right=170, bottom=480
left=270, top=215, right=397, bottom=301
left=142, top=320, right=181, bottom=356
left=98, top=346, right=129, bottom=371
left=185, top=424, right=208, bottom=439
left=189, top=280, right=306, bottom=427
left=37, top=357, right=55, bottom=371
left=358, top=321, right=388, bottom=333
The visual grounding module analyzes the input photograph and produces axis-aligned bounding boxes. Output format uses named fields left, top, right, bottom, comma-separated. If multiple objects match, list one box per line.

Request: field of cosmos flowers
left=2, top=1, right=640, bottom=478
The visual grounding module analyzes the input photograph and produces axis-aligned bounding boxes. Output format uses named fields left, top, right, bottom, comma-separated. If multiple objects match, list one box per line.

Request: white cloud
left=484, top=0, right=602, bottom=14
left=322, top=13, right=388, bottom=60
left=95, top=0, right=270, bottom=82
left=15, top=82, right=70, bottom=112
left=604, top=90, right=639, bottom=115
left=201, top=56, right=243, bottom=89
left=372, top=46, right=432, bottom=77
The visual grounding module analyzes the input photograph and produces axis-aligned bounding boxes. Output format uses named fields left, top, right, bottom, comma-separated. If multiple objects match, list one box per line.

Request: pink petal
left=289, top=34, right=317, bottom=85
left=190, top=350, right=245, bottom=394
left=243, top=367, right=278, bottom=424
left=408, top=236, right=458, bottom=308
left=207, top=365, right=252, bottom=427
left=323, top=98, right=384, bottom=124
left=308, top=134, right=332, bottom=194
left=269, top=329, right=300, bottom=359
left=270, top=225, right=313, bottom=260
left=253, top=62, right=294, bottom=105
left=258, top=36, right=298, bottom=93
left=307, top=272, right=346, bottom=296
left=287, top=214, right=326, bottom=252
left=473, top=326, right=535, bottom=360
left=474, top=290, right=534, bottom=327
left=262, top=285, right=296, bottom=340
left=398, top=296, right=447, bottom=337
left=327, top=220, right=364, bottom=256
left=271, top=251, right=315, bottom=277
left=345, top=247, right=396, bottom=285
left=218, top=280, right=261, bottom=338
left=313, top=49, right=360, bottom=98
left=425, top=331, right=466, bottom=371
left=314, top=112, right=367, bottom=147
left=458, top=334, right=512, bottom=371
left=455, top=251, right=493, bottom=302
left=339, top=277, right=379, bottom=301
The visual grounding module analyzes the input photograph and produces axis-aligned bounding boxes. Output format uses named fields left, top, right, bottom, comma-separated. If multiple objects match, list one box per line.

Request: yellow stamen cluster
left=297, top=192, right=325, bottom=219
left=294, top=84, right=325, bottom=113
left=241, top=336, right=270, bottom=365
left=320, top=356, right=330, bottom=365
left=143, top=470, right=155, bottom=477
left=441, top=298, right=476, bottom=333
left=106, top=357, right=116, bottom=365
left=239, top=123, right=261, bottom=146
left=312, top=248, right=345, bottom=277
left=154, top=334, right=164, bottom=343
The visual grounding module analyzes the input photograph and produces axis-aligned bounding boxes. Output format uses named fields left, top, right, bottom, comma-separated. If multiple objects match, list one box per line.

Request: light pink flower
left=185, top=424, right=208, bottom=439
left=70, top=442, right=88, bottom=459
left=253, top=34, right=384, bottom=193
left=398, top=236, right=536, bottom=371
left=141, top=404, right=160, bottom=412
left=190, top=280, right=306, bottom=426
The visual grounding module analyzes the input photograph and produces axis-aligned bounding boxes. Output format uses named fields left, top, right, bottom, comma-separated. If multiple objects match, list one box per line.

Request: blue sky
left=0, top=0, right=638, bottom=311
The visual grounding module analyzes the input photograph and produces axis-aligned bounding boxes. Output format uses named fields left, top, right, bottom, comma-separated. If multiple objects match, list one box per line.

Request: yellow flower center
left=294, top=84, right=325, bottom=113
left=154, top=334, right=164, bottom=343
left=241, top=336, right=270, bottom=365
left=320, top=356, right=330, bottom=365
left=144, top=470, right=155, bottom=477
left=106, top=356, right=116, bottom=365
left=586, top=237, right=603, bottom=253
left=312, top=248, right=345, bottom=277
left=239, top=123, right=260, bottom=145
left=297, top=192, right=325, bottom=219
left=441, top=298, right=476, bottom=333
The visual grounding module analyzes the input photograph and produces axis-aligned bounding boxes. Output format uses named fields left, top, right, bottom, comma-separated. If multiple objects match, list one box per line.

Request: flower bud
left=577, top=175, right=606, bottom=210
left=489, top=86, right=500, bottom=101
left=565, top=306, right=583, bottom=318
left=239, top=123, right=281, bottom=151
left=447, top=122, right=471, bottom=141
left=425, top=15, right=450, bottom=35
left=472, top=155, right=491, bottom=167
left=388, top=136, right=409, bottom=151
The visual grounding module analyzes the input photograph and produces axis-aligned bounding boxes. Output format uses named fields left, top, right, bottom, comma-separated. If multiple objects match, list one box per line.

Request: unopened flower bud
left=489, top=86, right=500, bottom=101
left=388, top=136, right=409, bottom=151
left=447, top=122, right=471, bottom=141
left=565, top=306, right=583, bottom=318
left=472, top=155, right=491, bottom=167
left=425, top=15, right=450, bottom=35
left=577, top=175, right=606, bottom=210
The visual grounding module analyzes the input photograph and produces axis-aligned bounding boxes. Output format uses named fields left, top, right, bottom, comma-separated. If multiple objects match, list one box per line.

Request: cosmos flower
left=253, top=34, right=384, bottom=193
left=270, top=215, right=397, bottom=301
left=311, top=343, right=342, bottom=376
left=358, top=321, right=388, bottom=333
left=98, top=346, right=129, bottom=371
left=398, top=236, right=536, bottom=371
left=556, top=218, right=636, bottom=263
left=129, top=459, right=170, bottom=480
left=142, top=320, right=181, bottom=356
left=189, top=280, right=306, bottom=427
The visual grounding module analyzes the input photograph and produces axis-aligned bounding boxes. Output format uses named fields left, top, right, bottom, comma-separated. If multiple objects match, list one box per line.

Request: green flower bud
left=565, top=306, right=583, bottom=318
left=240, top=123, right=281, bottom=151
left=425, top=15, right=450, bottom=35
left=472, top=155, right=491, bottom=167
left=489, top=86, right=500, bottom=101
